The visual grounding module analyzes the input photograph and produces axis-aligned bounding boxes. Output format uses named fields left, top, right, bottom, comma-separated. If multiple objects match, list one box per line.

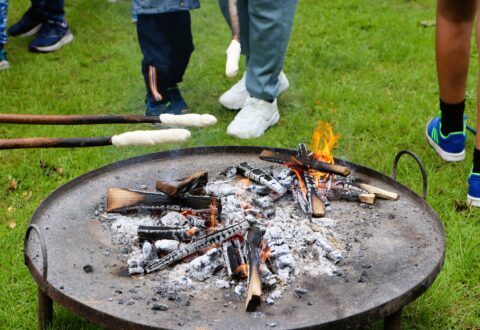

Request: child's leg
left=0, top=0, right=8, bottom=48
left=167, top=11, right=194, bottom=88
left=436, top=0, right=476, bottom=135
left=137, top=13, right=173, bottom=105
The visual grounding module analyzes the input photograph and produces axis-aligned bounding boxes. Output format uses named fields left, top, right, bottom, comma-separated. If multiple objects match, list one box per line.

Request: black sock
left=440, top=99, right=465, bottom=135
left=0, top=44, right=4, bottom=52
left=473, top=148, right=480, bottom=173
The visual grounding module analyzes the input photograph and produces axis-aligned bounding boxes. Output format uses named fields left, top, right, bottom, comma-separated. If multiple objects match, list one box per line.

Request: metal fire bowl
left=24, top=146, right=445, bottom=330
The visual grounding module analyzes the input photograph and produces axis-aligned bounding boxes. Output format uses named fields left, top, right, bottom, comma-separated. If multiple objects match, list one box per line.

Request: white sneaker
left=227, top=96, right=280, bottom=139
left=219, top=71, right=290, bottom=110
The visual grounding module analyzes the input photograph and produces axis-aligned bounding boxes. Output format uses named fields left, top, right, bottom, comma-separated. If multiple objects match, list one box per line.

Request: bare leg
left=436, top=0, right=476, bottom=104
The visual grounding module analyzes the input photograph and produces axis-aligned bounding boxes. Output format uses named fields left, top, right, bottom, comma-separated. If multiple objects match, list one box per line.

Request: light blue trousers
left=219, top=0, right=298, bottom=100
left=0, top=0, right=7, bottom=45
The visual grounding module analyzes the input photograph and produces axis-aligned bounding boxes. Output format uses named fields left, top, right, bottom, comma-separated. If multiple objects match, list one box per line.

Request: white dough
left=111, top=129, right=191, bottom=147
left=225, top=39, right=241, bottom=78
left=159, top=114, right=217, bottom=127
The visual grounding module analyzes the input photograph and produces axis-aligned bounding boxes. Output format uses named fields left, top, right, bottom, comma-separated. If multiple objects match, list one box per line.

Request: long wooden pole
left=0, top=136, right=112, bottom=149
left=0, top=113, right=159, bottom=125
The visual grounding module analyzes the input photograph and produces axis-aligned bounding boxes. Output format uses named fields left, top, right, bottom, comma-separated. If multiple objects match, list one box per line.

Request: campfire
left=97, top=122, right=398, bottom=312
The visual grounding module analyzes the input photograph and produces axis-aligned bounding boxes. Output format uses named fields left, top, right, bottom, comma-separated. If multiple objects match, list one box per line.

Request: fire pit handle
left=392, top=150, right=427, bottom=200
left=24, top=224, right=48, bottom=290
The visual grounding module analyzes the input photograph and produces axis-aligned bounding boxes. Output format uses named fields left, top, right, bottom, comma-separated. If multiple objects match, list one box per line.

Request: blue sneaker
left=426, top=116, right=466, bottom=161
left=8, top=7, right=43, bottom=37
left=145, top=100, right=173, bottom=116
left=29, top=20, right=73, bottom=53
left=467, top=172, right=480, bottom=207
left=0, top=49, right=9, bottom=70
left=165, top=86, right=189, bottom=114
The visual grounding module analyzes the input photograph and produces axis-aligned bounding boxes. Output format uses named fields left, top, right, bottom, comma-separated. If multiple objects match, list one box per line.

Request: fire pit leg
left=38, top=287, right=53, bottom=329
left=384, top=308, right=402, bottom=330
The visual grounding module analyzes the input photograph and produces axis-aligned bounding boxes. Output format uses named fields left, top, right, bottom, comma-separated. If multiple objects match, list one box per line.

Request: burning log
left=223, top=238, right=246, bottom=278
left=245, top=226, right=265, bottom=312
left=236, top=162, right=286, bottom=196
left=259, top=150, right=351, bottom=177
left=155, top=171, right=208, bottom=196
left=303, top=172, right=325, bottom=218
left=106, top=188, right=220, bottom=213
left=145, top=220, right=251, bottom=273
left=137, top=226, right=199, bottom=242
left=189, top=248, right=223, bottom=281
left=297, top=143, right=309, bottom=159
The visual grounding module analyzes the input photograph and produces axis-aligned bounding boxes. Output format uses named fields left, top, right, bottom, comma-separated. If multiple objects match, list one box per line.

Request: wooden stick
left=0, top=129, right=191, bottom=150
left=0, top=113, right=217, bottom=127
left=245, top=226, right=264, bottom=312
left=259, top=150, right=351, bottom=177
left=357, top=183, right=398, bottom=200
left=156, top=171, right=208, bottom=196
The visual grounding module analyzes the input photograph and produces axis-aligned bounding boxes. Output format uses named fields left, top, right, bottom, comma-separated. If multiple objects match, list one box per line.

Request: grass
left=0, top=0, right=479, bottom=328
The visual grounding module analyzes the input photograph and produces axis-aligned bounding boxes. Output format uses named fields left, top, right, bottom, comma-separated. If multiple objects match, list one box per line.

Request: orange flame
left=260, top=240, right=270, bottom=263
left=311, top=121, right=340, bottom=164
left=291, top=168, right=307, bottom=196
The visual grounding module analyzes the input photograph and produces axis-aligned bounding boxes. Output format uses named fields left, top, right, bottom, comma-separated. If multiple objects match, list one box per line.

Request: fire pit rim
left=24, top=145, right=445, bottom=330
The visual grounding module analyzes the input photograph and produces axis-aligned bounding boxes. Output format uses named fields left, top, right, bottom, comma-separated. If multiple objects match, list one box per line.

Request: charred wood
left=106, top=188, right=221, bottom=213
left=138, top=226, right=199, bottom=242
left=145, top=221, right=251, bottom=273
left=155, top=171, right=208, bottom=196
left=236, top=162, right=286, bottom=196
left=259, top=150, right=351, bottom=177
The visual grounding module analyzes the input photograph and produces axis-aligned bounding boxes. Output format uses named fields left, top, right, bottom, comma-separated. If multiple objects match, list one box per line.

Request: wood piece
left=236, top=162, right=286, bottom=195
left=138, top=226, right=199, bottom=242
left=311, top=194, right=326, bottom=218
left=327, top=189, right=375, bottom=205
left=358, top=183, right=399, bottom=200
left=222, top=238, right=246, bottom=278
left=145, top=221, right=251, bottom=273
left=0, top=136, right=112, bottom=150
left=245, top=226, right=264, bottom=312
left=106, top=188, right=220, bottom=213
left=155, top=171, right=208, bottom=196
left=259, top=150, right=351, bottom=177
left=0, top=113, right=160, bottom=125
left=303, top=172, right=325, bottom=217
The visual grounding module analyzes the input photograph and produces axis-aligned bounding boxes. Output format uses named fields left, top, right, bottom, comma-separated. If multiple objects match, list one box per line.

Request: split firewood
left=356, top=183, right=398, bottom=200
left=259, top=150, right=351, bottom=177
left=138, top=226, right=199, bottom=242
left=186, top=214, right=214, bottom=229
left=106, top=188, right=220, bottom=213
left=145, top=220, right=251, bottom=274
left=245, top=226, right=265, bottom=312
left=303, top=172, right=325, bottom=218
left=236, top=162, right=286, bottom=195
left=155, top=171, right=208, bottom=196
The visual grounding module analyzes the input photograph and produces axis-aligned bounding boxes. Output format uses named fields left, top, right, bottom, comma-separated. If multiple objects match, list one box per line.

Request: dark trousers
left=136, top=11, right=194, bottom=104
left=32, top=0, right=65, bottom=22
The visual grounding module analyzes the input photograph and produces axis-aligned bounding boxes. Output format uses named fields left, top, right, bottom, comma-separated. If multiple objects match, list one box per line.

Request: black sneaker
left=29, top=20, right=73, bottom=53
left=8, top=7, right=43, bottom=37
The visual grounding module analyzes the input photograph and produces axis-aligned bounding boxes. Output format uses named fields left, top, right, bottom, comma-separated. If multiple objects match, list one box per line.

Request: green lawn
left=0, top=0, right=479, bottom=329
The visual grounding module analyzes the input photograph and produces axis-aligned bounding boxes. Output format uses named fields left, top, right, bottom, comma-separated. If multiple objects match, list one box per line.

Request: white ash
left=155, top=240, right=179, bottom=254
left=188, top=248, right=223, bottom=281
left=216, top=279, right=230, bottom=289
left=234, top=283, right=246, bottom=296
left=160, top=212, right=187, bottom=227
left=205, top=181, right=242, bottom=197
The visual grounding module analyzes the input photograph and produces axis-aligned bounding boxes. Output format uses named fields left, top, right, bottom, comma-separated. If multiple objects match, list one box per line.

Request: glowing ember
left=235, top=264, right=249, bottom=278
left=239, top=178, right=251, bottom=189
left=260, top=240, right=270, bottom=263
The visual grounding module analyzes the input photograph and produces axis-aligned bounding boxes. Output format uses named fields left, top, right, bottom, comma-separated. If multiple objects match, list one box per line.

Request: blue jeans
left=0, top=0, right=7, bottom=45
left=32, top=0, right=65, bottom=22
